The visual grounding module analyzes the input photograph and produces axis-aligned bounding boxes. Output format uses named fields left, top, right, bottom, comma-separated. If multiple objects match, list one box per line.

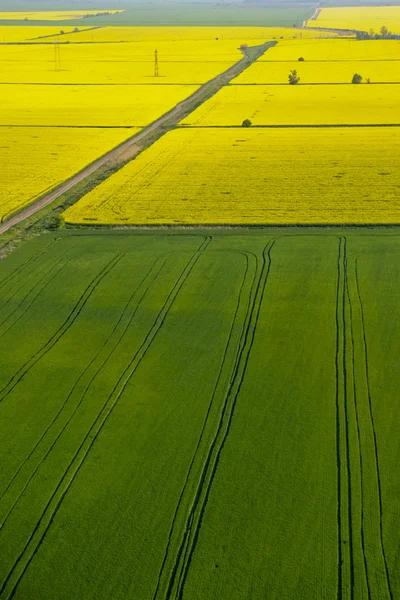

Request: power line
left=54, top=39, right=61, bottom=72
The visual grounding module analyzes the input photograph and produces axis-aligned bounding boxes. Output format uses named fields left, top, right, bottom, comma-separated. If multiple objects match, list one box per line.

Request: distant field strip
left=233, top=60, right=400, bottom=84
left=0, top=11, right=123, bottom=22
left=258, top=39, right=400, bottom=62
left=0, top=126, right=139, bottom=223
left=63, top=127, right=400, bottom=225
left=0, top=231, right=399, bottom=599
left=0, top=83, right=198, bottom=127
left=180, top=84, right=400, bottom=126
left=308, top=6, right=400, bottom=34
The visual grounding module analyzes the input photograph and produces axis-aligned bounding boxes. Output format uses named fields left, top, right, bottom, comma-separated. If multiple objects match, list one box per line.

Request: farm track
left=336, top=236, right=392, bottom=599
left=0, top=235, right=212, bottom=599
left=154, top=241, right=275, bottom=600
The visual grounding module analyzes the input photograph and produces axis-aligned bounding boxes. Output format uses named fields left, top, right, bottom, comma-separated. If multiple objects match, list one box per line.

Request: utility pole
left=154, top=49, right=159, bottom=77
left=54, top=39, right=61, bottom=72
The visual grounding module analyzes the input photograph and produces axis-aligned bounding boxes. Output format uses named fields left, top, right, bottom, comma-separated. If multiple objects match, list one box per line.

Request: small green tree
left=380, top=25, right=390, bottom=38
left=288, top=70, right=300, bottom=85
left=352, top=73, right=363, bottom=84
left=242, top=119, right=252, bottom=127
left=298, top=57, right=305, bottom=62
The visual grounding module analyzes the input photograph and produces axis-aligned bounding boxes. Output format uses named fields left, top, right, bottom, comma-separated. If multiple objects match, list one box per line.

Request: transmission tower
left=154, top=49, right=159, bottom=77
left=54, top=39, right=61, bottom=72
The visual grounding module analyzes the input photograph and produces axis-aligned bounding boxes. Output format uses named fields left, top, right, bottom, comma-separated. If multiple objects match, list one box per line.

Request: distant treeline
left=357, top=26, right=400, bottom=40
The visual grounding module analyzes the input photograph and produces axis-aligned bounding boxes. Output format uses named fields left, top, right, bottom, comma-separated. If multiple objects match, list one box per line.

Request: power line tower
left=54, top=39, right=61, bottom=72
left=154, top=49, right=159, bottom=77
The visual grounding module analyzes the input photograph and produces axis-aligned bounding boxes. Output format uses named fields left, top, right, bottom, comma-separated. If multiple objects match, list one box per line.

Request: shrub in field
left=242, top=119, right=252, bottom=127
left=288, top=69, right=300, bottom=84
left=298, top=56, right=305, bottom=61
left=352, top=73, right=363, bottom=84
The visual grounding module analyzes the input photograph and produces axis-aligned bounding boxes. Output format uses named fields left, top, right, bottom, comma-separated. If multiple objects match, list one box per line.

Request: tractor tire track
left=345, top=260, right=371, bottom=599
left=0, top=249, right=75, bottom=337
left=341, top=236, right=355, bottom=600
left=152, top=248, right=258, bottom=600
left=157, top=241, right=274, bottom=600
left=0, top=251, right=127, bottom=405
left=0, top=235, right=212, bottom=599
left=354, top=258, right=392, bottom=599
left=0, top=238, right=60, bottom=290
left=0, top=253, right=167, bottom=530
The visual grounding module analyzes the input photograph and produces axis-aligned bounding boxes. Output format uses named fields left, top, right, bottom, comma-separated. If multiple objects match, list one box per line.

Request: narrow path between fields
left=0, top=41, right=275, bottom=236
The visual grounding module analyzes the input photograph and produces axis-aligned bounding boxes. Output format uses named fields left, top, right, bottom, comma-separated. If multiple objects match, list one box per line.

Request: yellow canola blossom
left=308, top=6, right=400, bottom=34
left=0, top=126, right=137, bottom=223
left=234, top=60, right=400, bottom=84
left=0, top=10, right=123, bottom=21
left=0, top=83, right=198, bottom=126
left=181, top=84, right=400, bottom=126
left=62, top=127, right=400, bottom=225
left=260, top=38, right=400, bottom=62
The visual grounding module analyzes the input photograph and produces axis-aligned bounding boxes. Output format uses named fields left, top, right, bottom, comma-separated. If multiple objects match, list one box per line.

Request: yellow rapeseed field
left=0, top=126, right=137, bottom=223
left=63, top=127, right=400, bottom=225
left=0, top=10, right=123, bottom=21
left=181, top=84, right=400, bottom=126
left=0, top=83, right=198, bottom=126
left=233, top=60, right=400, bottom=84
left=308, top=6, right=400, bottom=34
left=67, top=25, right=335, bottom=43
left=0, top=40, right=244, bottom=85
left=259, top=38, right=400, bottom=61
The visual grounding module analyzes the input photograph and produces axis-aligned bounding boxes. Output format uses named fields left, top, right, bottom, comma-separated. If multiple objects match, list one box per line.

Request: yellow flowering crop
left=307, top=6, right=400, bottom=34
left=234, top=60, right=400, bottom=84
left=67, top=26, right=335, bottom=43
left=259, top=38, right=400, bottom=62
left=63, top=127, right=400, bottom=225
left=0, top=41, right=243, bottom=85
left=1, top=83, right=198, bottom=127
left=181, top=84, right=400, bottom=126
left=0, top=126, right=137, bottom=223
left=0, top=10, right=123, bottom=21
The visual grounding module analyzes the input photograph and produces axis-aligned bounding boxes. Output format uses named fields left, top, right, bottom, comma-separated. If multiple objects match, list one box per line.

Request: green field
left=0, top=229, right=398, bottom=599
left=0, top=2, right=314, bottom=27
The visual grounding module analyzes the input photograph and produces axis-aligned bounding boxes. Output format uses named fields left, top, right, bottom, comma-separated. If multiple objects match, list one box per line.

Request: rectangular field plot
left=0, top=83, right=198, bottom=127
left=181, top=83, right=400, bottom=126
left=0, top=41, right=240, bottom=85
left=0, top=10, right=123, bottom=21
left=63, top=127, right=400, bottom=226
left=259, top=38, right=400, bottom=62
left=308, top=6, right=400, bottom=34
left=0, top=230, right=399, bottom=600
left=0, top=126, right=138, bottom=222
left=233, top=60, right=400, bottom=84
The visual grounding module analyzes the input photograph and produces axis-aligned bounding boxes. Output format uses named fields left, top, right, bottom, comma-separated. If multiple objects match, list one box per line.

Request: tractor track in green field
left=0, top=234, right=212, bottom=600
left=0, top=247, right=75, bottom=336
left=152, top=247, right=256, bottom=600
left=354, top=259, right=392, bottom=600
left=154, top=240, right=275, bottom=600
left=336, top=236, right=392, bottom=600
left=0, top=238, right=60, bottom=292
left=0, top=251, right=166, bottom=529
left=0, top=250, right=128, bottom=406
